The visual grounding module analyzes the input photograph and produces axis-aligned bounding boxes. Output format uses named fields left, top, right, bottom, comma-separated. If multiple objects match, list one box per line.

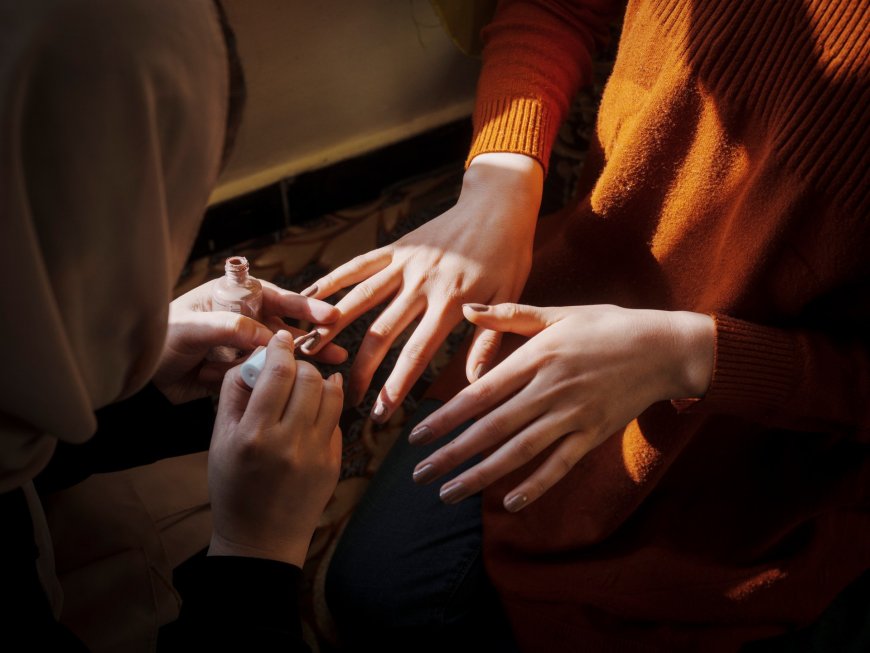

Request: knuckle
left=463, top=467, right=489, bottom=492
left=294, top=361, right=322, bottom=384
left=551, top=450, right=576, bottom=478
left=356, top=282, right=377, bottom=303
left=435, top=443, right=460, bottom=468
left=503, top=303, right=519, bottom=320
left=235, top=431, right=265, bottom=462
left=477, top=331, right=501, bottom=353
left=401, top=340, right=430, bottom=367
left=367, top=321, right=394, bottom=344
left=479, top=414, right=507, bottom=443
left=511, top=436, right=540, bottom=462
left=471, top=380, right=495, bottom=403
left=267, top=359, right=296, bottom=381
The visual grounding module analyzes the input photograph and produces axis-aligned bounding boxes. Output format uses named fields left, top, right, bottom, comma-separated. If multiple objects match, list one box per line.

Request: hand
left=409, top=303, right=714, bottom=512
left=153, top=278, right=347, bottom=404
left=300, top=153, right=544, bottom=421
left=207, top=330, right=343, bottom=567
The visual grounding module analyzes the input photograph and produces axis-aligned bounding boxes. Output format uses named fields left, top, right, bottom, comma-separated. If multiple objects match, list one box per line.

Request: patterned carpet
left=174, top=47, right=615, bottom=650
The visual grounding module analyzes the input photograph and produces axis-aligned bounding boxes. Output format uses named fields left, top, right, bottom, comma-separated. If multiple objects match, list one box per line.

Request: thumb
left=176, top=311, right=274, bottom=354
left=461, top=302, right=558, bottom=337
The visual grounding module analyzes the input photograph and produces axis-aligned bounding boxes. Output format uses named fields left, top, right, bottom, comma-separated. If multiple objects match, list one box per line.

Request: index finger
left=260, top=280, right=339, bottom=325
left=243, top=331, right=298, bottom=427
left=301, top=248, right=391, bottom=299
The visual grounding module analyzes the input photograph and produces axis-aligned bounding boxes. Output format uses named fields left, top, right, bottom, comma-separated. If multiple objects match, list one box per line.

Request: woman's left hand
left=409, top=303, right=714, bottom=512
left=153, top=279, right=348, bottom=404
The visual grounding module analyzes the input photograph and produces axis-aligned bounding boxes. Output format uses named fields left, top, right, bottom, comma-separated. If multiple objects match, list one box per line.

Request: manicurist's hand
left=300, top=153, right=544, bottom=422
left=208, top=330, right=344, bottom=567
left=153, top=278, right=348, bottom=404
left=409, top=303, right=715, bottom=512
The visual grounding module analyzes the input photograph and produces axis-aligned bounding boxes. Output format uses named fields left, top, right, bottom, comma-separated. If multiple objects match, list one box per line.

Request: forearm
left=166, top=555, right=309, bottom=651
left=469, top=0, right=619, bottom=170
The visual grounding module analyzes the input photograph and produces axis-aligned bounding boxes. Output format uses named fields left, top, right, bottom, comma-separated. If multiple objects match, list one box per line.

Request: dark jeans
left=325, top=399, right=519, bottom=653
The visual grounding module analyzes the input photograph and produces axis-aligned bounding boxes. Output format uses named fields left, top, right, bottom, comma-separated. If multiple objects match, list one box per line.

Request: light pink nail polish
left=371, top=402, right=387, bottom=422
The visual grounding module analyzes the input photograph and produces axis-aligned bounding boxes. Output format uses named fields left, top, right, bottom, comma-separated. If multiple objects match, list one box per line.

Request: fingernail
left=408, top=425, right=433, bottom=446
left=301, top=284, right=318, bottom=297
left=276, top=330, right=295, bottom=349
left=472, top=363, right=487, bottom=382
left=412, top=463, right=437, bottom=484
left=371, top=401, right=387, bottom=423
left=504, top=494, right=528, bottom=513
left=463, top=303, right=489, bottom=312
left=440, top=481, right=470, bottom=504
left=329, top=372, right=343, bottom=387
left=295, top=329, right=321, bottom=354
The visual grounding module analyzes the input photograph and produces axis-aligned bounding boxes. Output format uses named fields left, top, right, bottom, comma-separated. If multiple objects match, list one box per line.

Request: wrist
left=664, top=311, right=715, bottom=398
left=461, top=153, right=544, bottom=219
left=208, top=531, right=310, bottom=569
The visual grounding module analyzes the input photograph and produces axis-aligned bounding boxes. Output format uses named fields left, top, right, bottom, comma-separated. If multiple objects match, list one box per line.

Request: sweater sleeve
left=468, top=0, right=618, bottom=172
left=164, top=555, right=309, bottom=652
left=674, top=314, right=870, bottom=441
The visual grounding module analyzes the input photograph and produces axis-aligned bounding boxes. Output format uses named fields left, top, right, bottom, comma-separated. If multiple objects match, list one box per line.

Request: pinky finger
left=501, top=432, right=590, bottom=513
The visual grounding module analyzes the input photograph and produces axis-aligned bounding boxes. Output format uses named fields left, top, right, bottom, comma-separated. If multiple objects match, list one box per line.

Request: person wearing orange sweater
left=316, top=0, right=870, bottom=651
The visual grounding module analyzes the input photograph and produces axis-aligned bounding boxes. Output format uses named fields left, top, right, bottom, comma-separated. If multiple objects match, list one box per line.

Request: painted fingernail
left=301, top=284, right=318, bottom=297
left=504, top=494, right=529, bottom=513
left=295, top=329, right=321, bottom=354
left=439, top=481, right=470, bottom=504
left=463, top=303, right=489, bottom=312
left=412, top=463, right=437, bottom=484
left=371, top=401, right=387, bottom=423
left=408, top=425, right=433, bottom=446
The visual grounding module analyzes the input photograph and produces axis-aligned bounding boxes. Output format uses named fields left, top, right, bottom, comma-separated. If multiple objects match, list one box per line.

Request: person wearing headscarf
left=0, top=1, right=344, bottom=650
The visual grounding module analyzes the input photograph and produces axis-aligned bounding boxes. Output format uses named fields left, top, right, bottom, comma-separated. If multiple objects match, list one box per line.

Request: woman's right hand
left=301, top=153, right=544, bottom=422
left=207, top=330, right=343, bottom=568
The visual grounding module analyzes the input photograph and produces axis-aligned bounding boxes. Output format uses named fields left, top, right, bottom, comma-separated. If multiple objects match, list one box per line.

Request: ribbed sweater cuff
left=466, top=97, right=556, bottom=173
left=673, top=314, right=798, bottom=415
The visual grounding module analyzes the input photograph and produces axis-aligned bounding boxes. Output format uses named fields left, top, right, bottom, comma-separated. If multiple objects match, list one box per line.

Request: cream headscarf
left=0, top=0, right=231, bottom=493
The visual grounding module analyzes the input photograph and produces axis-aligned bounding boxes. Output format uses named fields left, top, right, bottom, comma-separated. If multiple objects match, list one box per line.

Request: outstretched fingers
left=301, top=248, right=391, bottom=299
left=435, top=411, right=574, bottom=506
left=369, top=304, right=463, bottom=422
left=407, top=344, right=536, bottom=448
left=500, top=432, right=592, bottom=512
left=345, top=293, right=425, bottom=405
left=303, top=267, right=402, bottom=356
left=260, top=280, right=339, bottom=325
left=411, top=381, right=548, bottom=488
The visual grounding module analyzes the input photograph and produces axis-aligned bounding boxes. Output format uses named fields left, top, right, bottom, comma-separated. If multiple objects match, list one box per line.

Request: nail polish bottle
left=209, top=256, right=263, bottom=361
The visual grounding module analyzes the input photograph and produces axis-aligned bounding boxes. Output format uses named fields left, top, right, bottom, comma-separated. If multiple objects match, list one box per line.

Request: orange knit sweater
left=466, top=1, right=870, bottom=651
